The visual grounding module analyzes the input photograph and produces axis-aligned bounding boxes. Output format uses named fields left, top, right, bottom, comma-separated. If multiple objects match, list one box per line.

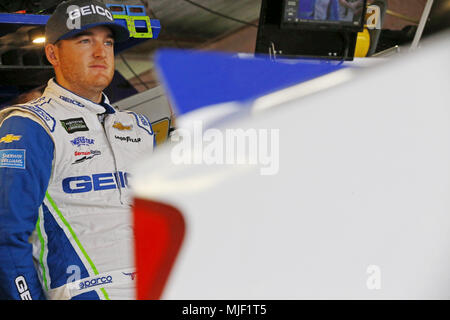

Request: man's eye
left=79, top=39, right=90, bottom=44
left=105, top=40, right=114, bottom=46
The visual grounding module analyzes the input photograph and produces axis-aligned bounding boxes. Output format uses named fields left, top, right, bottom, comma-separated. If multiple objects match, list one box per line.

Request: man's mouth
left=89, top=65, right=107, bottom=69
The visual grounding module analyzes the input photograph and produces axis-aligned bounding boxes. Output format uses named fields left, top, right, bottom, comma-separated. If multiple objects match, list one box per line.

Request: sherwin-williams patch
left=61, top=118, right=89, bottom=134
left=0, top=149, right=26, bottom=169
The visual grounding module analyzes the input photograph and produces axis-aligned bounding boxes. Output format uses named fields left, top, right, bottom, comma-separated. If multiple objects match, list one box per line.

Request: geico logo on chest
left=62, top=171, right=129, bottom=194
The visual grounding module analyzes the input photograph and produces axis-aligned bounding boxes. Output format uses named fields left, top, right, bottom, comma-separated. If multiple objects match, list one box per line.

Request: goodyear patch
left=0, top=149, right=26, bottom=169
left=61, top=118, right=89, bottom=134
left=0, top=134, right=21, bottom=144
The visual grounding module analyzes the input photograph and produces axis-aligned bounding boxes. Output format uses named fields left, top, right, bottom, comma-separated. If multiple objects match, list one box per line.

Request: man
left=298, top=0, right=316, bottom=19
left=0, top=0, right=155, bottom=300
left=314, top=0, right=340, bottom=21
left=339, top=0, right=364, bottom=22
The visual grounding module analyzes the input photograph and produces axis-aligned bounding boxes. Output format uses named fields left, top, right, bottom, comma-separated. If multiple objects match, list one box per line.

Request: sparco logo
left=59, top=96, right=85, bottom=108
left=79, top=276, right=113, bottom=290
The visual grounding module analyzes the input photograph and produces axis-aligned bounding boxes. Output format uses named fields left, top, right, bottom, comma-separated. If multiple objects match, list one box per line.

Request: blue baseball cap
left=45, top=0, right=130, bottom=44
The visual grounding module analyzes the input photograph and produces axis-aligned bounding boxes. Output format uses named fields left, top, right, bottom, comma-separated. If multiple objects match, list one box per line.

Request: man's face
left=53, top=26, right=115, bottom=93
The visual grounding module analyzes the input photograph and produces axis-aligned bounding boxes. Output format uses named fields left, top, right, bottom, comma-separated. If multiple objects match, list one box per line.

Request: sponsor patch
left=122, top=272, right=137, bottom=280
left=78, top=275, right=113, bottom=290
left=113, top=122, right=132, bottom=131
left=59, top=96, right=85, bottom=108
left=72, top=150, right=101, bottom=164
left=0, top=149, right=26, bottom=169
left=0, top=134, right=21, bottom=144
left=128, top=111, right=153, bottom=136
left=61, top=118, right=89, bottom=134
left=21, top=98, right=56, bottom=132
left=15, top=276, right=32, bottom=300
left=62, top=171, right=129, bottom=193
left=68, top=5, right=114, bottom=21
left=70, top=136, right=95, bottom=147
left=115, top=135, right=141, bottom=143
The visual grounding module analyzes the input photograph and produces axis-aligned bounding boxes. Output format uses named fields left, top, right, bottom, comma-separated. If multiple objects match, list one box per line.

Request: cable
left=386, top=9, right=420, bottom=25
left=119, top=54, right=150, bottom=90
left=181, top=0, right=258, bottom=28
left=128, top=80, right=159, bottom=86
left=337, top=32, right=350, bottom=65
left=139, top=0, right=182, bottom=48
left=139, top=0, right=159, bottom=20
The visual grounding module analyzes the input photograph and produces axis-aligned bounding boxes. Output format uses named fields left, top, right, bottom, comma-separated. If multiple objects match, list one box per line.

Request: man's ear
left=45, top=43, right=59, bottom=67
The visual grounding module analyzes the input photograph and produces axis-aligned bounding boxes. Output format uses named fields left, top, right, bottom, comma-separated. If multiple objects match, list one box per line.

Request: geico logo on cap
left=68, top=5, right=113, bottom=21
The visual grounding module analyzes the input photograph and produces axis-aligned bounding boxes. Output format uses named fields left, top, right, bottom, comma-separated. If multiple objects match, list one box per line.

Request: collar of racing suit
left=43, top=78, right=116, bottom=115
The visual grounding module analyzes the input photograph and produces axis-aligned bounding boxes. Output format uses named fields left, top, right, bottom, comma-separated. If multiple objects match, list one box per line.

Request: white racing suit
left=0, top=78, right=155, bottom=299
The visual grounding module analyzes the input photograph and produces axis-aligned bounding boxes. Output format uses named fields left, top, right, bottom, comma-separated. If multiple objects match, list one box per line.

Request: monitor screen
left=282, top=0, right=367, bottom=31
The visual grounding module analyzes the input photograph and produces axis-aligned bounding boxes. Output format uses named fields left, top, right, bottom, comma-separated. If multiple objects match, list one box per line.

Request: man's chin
left=88, top=77, right=113, bottom=91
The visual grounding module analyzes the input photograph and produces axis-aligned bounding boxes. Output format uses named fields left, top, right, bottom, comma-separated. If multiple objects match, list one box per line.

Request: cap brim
left=57, top=21, right=130, bottom=43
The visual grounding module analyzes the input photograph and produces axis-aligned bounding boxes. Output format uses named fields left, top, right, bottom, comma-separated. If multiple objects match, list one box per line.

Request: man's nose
left=93, top=41, right=107, bottom=58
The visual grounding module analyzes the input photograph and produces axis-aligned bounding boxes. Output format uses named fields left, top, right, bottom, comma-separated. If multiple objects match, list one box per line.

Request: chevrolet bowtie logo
left=113, top=122, right=132, bottom=131
left=0, top=134, right=21, bottom=143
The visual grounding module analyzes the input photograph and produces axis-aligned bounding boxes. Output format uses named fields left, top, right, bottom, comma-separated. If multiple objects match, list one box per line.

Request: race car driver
left=0, top=0, right=154, bottom=300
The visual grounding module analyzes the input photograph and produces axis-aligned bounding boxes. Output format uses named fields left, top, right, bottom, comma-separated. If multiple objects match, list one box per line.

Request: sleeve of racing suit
left=0, top=116, right=54, bottom=300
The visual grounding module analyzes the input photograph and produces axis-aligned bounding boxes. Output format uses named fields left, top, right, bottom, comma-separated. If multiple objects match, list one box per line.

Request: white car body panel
left=132, top=33, right=450, bottom=299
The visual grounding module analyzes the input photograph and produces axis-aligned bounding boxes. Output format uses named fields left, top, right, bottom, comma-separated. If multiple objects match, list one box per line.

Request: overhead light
left=32, top=37, right=46, bottom=44
left=29, top=28, right=46, bottom=45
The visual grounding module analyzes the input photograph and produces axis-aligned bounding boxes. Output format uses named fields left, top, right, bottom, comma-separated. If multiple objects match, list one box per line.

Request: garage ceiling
left=111, top=0, right=262, bottom=93
left=0, top=0, right=261, bottom=98
left=122, top=0, right=260, bottom=56
left=2, top=0, right=447, bottom=102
